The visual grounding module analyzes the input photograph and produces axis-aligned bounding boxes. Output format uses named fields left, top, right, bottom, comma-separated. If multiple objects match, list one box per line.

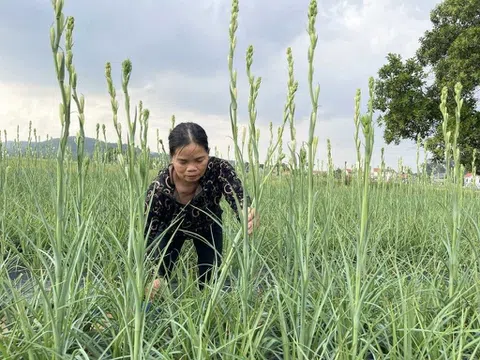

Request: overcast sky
left=0, top=0, right=440, bottom=169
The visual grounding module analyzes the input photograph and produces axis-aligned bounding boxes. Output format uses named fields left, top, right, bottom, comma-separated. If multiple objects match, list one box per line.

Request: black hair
left=168, top=122, right=210, bottom=157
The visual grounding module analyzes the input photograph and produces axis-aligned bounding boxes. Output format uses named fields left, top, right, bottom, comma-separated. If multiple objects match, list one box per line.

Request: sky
left=0, top=0, right=441, bottom=170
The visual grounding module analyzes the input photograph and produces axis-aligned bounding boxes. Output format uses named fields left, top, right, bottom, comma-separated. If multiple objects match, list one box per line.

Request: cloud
left=0, top=81, right=274, bottom=163
left=0, top=0, right=438, bottom=169
left=0, top=80, right=421, bottom=171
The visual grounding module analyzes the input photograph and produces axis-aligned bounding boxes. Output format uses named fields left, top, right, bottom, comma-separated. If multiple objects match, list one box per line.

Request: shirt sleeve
left=217, top=159, right=251, bottom=220
left=144, top=179, right=166, bottom=245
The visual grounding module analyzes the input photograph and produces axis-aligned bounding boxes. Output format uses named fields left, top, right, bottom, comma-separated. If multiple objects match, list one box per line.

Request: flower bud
left=50, top=27, right=56, bottom=49
left=80, top=94, right=85, bottom=111
left=57, top=52, right=65, bottom=81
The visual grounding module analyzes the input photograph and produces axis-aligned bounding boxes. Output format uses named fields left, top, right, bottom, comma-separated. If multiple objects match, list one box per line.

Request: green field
left=2, top=154, right=480, bottom=359
left=2, top=0, right=480, bottom=359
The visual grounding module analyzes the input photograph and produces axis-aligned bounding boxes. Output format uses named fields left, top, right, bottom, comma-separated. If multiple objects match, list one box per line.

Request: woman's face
left=172, top=142, right=209, bottom=184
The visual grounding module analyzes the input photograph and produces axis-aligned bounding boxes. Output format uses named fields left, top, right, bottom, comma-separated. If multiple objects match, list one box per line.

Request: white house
left=370, top=167, right=397, bottom=182
left=464, top=173, right=480, bottom=188
left=371, top=167, right=380, bottom=179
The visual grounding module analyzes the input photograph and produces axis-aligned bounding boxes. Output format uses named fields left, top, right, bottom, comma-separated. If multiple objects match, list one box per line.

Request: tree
left=424, top=158, right=447, bottom=176
left=373, top=0, right=480, bottom=172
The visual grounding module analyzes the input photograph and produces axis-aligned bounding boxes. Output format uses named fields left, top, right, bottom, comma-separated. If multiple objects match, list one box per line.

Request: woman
left=144, top=122, right=257, bottom=295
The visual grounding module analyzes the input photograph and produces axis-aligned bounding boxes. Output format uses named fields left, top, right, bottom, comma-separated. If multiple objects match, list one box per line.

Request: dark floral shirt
left=144, top=156, right=249, bottom=242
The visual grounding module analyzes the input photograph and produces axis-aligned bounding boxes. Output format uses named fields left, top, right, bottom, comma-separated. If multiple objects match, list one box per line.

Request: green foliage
left=3, top=161, right=480, bottom=358
left=374, top=53, right=439, bottom=144
left=2, top=0, right=480, bottom=358
left=373, top=0, right=480, bottom=172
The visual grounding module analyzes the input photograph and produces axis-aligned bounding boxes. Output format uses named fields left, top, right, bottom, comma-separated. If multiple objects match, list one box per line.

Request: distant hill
left=4, top=136, right=164, bottom=159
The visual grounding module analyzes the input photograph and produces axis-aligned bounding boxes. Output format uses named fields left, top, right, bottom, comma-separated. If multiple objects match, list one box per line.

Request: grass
left=2, top=162, right=480, bottom=359
left=1, top=0, right=480, bottom=358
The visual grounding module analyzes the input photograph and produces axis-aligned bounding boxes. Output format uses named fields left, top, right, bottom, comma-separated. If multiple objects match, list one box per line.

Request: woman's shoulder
left=148, top=164, right=174, bottom=196
left=205, top=156, right=239, bottom=182
left=206, top=156, right=235, bottom=172
left=208, top=156, right=234, bottom=166
left=154, top=164, right=170, bottom=181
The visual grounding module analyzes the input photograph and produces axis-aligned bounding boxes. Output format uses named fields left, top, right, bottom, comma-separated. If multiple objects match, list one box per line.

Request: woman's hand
left=146, top=278, right=164, bottom=300
left=247, top=207, right=259, bottom=235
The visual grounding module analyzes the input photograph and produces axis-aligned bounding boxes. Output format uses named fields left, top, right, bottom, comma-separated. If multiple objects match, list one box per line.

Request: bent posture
left=144, top=122, right=256, bottom=294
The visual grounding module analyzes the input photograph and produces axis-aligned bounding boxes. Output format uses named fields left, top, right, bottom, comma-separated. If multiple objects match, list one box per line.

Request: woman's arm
left=217, top=159, right=251, bottom=220
left=144, top=180, right=166, bottom=244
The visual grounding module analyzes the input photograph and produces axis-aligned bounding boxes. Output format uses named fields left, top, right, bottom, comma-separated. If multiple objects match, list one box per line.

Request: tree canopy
left=373, top=0, right=480, bottom=172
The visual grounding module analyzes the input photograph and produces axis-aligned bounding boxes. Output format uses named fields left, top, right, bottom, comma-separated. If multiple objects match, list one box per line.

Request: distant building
left=369, top=167, right=396, bottom=182
left=371, top=168, right=380, bottom=179
left=464, top=173, right=480, bottom=188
